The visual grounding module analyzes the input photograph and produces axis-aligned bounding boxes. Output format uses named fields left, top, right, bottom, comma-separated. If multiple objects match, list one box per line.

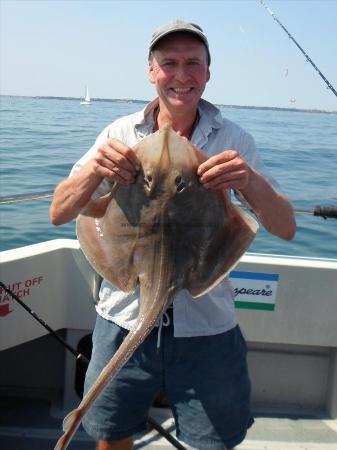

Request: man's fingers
left=199, top=163, right=228, bottom=183
left=197, top=150, right=238, bottom=176
left=93, top=154, right=136, bottom=183
left=110, top=168, right=134, bottom=185
left=94, top=138, right=142, bottom=185
left=202, top=170, right=248, bottom=190
left=107, top=139, right=140, bottom=171
left=95, top=164, right=135, bottom=185
left=110, top=165, right=136, bottom=183
left=100, top=143, right=134, bottom=173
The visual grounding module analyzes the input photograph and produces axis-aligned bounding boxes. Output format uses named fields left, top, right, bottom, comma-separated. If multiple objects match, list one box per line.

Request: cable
left=1, top=190, right=337, bottom=219
left=0, top=190, right=53, bottom=204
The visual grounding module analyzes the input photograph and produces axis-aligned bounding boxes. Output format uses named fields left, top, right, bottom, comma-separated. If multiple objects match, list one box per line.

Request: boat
left=1, top=237, right=337, bottom=449
left=80, top=85, right=91, bottom=105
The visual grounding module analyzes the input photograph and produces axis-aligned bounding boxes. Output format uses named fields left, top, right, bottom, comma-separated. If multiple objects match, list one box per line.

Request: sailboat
left=80, top=85, right=91, bottom=105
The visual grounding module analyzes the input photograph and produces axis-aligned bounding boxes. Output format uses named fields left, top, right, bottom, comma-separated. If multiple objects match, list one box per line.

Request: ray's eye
left=144, top=174, right=152, bottom=191
left=175, top=175, right=186, bottom=193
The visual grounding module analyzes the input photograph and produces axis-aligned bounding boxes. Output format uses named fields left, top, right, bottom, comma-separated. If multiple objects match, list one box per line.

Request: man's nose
left=175, top=64, right=190, bottom=82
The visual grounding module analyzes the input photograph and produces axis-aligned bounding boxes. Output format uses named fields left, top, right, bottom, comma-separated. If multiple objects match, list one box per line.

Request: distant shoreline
left=1, top=94, right=336, bottom=115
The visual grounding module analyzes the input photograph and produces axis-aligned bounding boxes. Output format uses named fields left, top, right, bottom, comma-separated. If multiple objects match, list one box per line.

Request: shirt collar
left=134, top=97, right=223, bottom=142
left=134, top=98, right=159, bottom=138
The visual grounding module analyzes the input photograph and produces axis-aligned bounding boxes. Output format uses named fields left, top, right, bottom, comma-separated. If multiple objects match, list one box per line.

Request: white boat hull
left=1, top=239, right=337, bottom=437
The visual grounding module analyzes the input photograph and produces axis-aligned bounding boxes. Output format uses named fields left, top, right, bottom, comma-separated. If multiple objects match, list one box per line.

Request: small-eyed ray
left=55, top=124, right=258, bottom=449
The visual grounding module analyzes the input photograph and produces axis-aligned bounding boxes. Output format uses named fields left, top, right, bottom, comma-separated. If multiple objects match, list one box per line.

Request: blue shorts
left=82, top=312, right=253, bottom=450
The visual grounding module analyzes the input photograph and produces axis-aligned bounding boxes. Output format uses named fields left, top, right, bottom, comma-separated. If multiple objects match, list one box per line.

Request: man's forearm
left=49, top=163, right=103, bottom=225
left=240, top=169, right=296, bottom=240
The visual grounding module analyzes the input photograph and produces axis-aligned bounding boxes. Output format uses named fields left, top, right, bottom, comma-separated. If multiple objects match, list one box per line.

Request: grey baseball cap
left=149, top=19, right=211, bottom=65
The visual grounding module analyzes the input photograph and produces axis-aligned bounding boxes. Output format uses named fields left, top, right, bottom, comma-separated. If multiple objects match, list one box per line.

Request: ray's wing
left=163, top=144, right=258, bottom=298
left=187, top=190, right=258, bottom=297
left=76, top=133, right=171, bottom=294
left=76, top=182, right=146, bottom=293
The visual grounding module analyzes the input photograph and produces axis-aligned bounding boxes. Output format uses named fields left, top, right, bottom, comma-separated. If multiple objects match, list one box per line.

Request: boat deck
left=1, top=396, right=337, bottom=450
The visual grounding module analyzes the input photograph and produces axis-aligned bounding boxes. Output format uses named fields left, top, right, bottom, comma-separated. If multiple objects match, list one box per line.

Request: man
left=50, top=20, right=296, bottom=450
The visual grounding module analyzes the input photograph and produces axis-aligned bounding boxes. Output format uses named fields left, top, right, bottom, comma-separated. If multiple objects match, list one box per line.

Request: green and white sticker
left=229, top=271, right=279, bottom=311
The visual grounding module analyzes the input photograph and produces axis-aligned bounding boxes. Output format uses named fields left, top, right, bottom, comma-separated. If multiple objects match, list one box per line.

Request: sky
left=1, top=0, right=337, bottom=111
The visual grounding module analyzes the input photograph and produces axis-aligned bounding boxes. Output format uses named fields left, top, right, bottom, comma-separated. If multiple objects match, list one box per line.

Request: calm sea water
left=1, top=96, right=336, bottom=259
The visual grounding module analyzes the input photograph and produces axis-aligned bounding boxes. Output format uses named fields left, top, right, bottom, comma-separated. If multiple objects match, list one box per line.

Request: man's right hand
left=50, top=139, right=140, bottom=225
left=91, top=138, right=140, bottom=185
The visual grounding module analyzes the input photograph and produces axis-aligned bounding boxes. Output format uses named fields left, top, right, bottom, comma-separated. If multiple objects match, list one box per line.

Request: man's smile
left=171, top=87, right=193, bottom=93
left=170, top=87, right=195, bottom=96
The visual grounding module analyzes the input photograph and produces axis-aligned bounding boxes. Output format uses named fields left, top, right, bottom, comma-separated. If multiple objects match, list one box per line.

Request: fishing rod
left=233, top=202, right=337, bottom=220
left=259, top=0, right=337, bottom=99
left=0, top=281, right=89, bottom=366
left=293, top=206, right=337, bottom=220
left=0, top=281, right=187, bottom=450
left=1, top=190, right=337, bottom=219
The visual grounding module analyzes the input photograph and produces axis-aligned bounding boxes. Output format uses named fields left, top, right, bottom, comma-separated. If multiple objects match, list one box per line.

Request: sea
left=1, top=95, right=336, bottom=260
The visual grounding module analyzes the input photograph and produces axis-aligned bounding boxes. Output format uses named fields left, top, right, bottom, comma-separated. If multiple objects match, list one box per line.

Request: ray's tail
left=54, top=296, right=171, bottom=450
left=55, top=207, right=173, bottom=450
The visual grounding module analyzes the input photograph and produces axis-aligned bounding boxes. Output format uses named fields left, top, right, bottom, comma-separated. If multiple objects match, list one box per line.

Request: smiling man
left=50, top=19, right=295, bottom=450
left=148, top=29, right=210, bottom=137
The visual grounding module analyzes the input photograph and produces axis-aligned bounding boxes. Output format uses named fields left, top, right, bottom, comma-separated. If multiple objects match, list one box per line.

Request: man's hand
left=197, top=150, right=251, bottom=191
left=50, top=139, right=140, bottom=225
left=92, top=138, right=140, bottom=185
left=197, top=149, right=296, bottom=241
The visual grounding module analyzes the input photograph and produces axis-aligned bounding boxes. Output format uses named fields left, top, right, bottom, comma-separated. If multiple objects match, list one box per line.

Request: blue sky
left=1, top=0, right=337, bottom=111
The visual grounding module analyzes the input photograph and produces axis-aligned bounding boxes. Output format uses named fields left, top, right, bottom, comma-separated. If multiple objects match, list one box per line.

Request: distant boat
left=80, top=86, right=91, bottom=105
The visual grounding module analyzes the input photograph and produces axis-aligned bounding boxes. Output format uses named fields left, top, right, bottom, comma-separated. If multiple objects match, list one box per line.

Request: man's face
left=148, top=33, right=210, bottom=114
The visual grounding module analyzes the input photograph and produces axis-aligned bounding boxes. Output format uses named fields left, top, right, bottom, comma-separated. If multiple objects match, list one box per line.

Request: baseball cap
left=149, top=19, right=211, bottom=65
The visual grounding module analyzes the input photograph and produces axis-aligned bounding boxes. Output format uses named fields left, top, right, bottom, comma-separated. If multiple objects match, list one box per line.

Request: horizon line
left=1, top=94, right=336, bottom=115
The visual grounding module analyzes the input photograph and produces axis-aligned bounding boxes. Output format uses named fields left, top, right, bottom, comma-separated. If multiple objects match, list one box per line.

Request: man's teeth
left=173, top=88, right=192, bottom=93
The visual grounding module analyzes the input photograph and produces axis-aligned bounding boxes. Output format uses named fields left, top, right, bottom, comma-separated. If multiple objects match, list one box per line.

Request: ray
left=54, top=124, right=258, bottom=449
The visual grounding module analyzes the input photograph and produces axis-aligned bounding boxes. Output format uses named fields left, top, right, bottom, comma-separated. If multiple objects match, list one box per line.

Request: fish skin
left=54, top=124, right=258, bottom=449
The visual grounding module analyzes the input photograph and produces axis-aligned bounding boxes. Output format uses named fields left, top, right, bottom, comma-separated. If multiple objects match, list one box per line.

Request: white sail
left=80, top=85, right=91, bottom=105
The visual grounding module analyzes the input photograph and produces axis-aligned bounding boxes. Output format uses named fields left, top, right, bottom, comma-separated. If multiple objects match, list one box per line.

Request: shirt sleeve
left=70, top=126, right=109, bottom=176
left=238, top=131, right=280, bottom=191
left=69, top=126, right=113, bottom=199
left=233, top=130, right=281, bottom=207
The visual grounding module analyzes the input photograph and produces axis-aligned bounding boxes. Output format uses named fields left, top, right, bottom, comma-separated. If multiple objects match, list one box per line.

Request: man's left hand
left=197, top=150, right=251, bottom=191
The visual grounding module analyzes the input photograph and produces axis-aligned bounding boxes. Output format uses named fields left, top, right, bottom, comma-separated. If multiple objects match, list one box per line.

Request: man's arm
left=50, top=139, right=140, bottom=225
left=197, top=150, right=296, bottom=241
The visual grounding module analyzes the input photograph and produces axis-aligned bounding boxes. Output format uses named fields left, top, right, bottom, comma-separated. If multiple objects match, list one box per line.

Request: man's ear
left=206, top=67, right=210, bottom=83
left=148, top=62, right=156, bottom=84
